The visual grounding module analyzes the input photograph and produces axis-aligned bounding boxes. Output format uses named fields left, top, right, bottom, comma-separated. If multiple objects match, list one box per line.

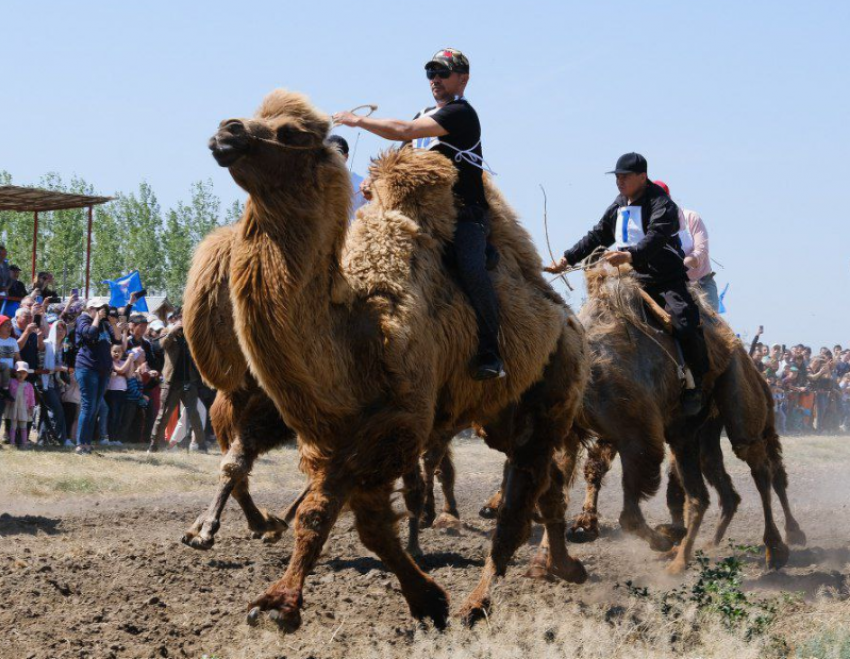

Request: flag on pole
left=718, top=283, right=729, bottom=314
left=102, top=270, right=148, bottom=312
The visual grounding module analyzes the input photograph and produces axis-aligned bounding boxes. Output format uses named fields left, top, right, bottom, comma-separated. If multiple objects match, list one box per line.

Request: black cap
left=425, top=48, right=470, bottom=74
left=129, top=313, right=149, bottom=324
left=606, top=152, right=648, bottom=175
left=9, top=264, right=21, bottom=272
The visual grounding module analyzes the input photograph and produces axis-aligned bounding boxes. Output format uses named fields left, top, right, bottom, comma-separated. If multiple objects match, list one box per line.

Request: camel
left=556, top=263, right=802, bottom=572
left=200, top=89, right=589, bottom=631
left=179, top=225, right=307, bottom=550
left=571, top=344, right=806, bottom=554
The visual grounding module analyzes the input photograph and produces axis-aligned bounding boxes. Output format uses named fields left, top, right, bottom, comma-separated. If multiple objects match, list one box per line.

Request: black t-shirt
left=415, top=99, right=488, bottom=210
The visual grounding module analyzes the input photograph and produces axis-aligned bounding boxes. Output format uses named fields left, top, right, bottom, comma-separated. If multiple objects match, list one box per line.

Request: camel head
left=367, top=147, right=458, bottom=235
left=209, top=89, right=335, bottom=192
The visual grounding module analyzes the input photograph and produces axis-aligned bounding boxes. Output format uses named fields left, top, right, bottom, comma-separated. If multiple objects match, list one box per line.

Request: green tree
left=161, top=203, right=193, bottom=304
left=114, top=182, right=165, bottom=292
left=185, top=179, right=222, bottom=244
left=90, top=202, right=126, bottom=296
left=37, top=173, right=89, bottom=294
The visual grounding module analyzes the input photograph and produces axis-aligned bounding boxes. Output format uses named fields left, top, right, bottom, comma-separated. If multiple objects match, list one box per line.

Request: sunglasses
left=426, top=69, right=452, bottom=80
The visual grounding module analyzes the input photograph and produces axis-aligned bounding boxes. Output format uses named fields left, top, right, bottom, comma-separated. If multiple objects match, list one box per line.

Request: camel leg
left=459, top=445, right=586, bottom=626
left=479, top=460, right=507, bottom=519
left=527, top=458, right=587, bottom=582
left=656, top=453, right=688, bottom=545
left=281, top=480, right=312, bottom=528
left=568, top=439, right=617, bottom=543
left=421, top=445, right=443, bottom=529
left=665, top=434, right=710, bottom=575
left=349, top=485, right=449, bottom=629
left=433, top=448, right=462, bottom=532
left=401, top=469, right=426, bottom=557
left=182, top=441, right=255, bottom=550
left=730, top=440, right=789, bottom=570
left=766, top=434, right=807, bottom=546
left=247, top=474, right=348, bottom=633
left=616, top=430, right=673, bottom=552
left=698, top=422, right=741, bottom=547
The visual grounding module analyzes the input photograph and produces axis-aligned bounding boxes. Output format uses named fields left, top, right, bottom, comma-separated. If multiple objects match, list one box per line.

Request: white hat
left=15, top=361, right=33, bottom=374
left=86, top=297, right=111, bottom=310
left=149, top=319, right=165, bottom=331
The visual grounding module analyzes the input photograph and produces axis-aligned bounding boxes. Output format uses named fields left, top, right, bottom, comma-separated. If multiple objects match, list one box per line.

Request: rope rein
left=248, top=104, right=378, bottom=151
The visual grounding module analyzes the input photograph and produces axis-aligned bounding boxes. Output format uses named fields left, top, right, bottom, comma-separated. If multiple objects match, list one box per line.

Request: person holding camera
left=74, top=298, right=125, bottom=454
left=146, top=310, right=205, bottom=453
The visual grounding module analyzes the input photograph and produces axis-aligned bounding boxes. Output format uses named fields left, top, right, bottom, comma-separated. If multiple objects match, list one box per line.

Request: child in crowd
left=0, top=314, right=21, bottom=402
left=118, top=347, right=149, bottom=443
left=772, top=382, right=787, bottom=435
left=106, top=345, right=134, bottom=445
left=4, top=361, right=36, bottom=449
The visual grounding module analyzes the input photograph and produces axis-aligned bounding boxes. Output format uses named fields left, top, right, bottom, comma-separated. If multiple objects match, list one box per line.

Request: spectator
left=0, top=245, right=10, bottom=294
left=6, top=265, right=28, bottom=298
left=31, top=271, right=58, bottom=299
left=4, top=361, right=35, bottom=449
left=0, top=314, right=21, bottom=402
left=119, top=346, right=149, bottom=443
left=14, top=307, right=45, bottom=375
left=146, top=310, right=206, bottom=453
left=74, top=298, right=126, bottom=455
left=105, top=345, right=133, bottom=443
left=128, top=313, right=162, bottom=442
left=39, top=319, right=69, bottom=445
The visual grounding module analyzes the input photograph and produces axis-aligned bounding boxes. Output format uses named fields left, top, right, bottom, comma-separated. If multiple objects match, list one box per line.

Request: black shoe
left=471, top=354, right=507, bottom=381
left=681, top=387, right=704, bottom=417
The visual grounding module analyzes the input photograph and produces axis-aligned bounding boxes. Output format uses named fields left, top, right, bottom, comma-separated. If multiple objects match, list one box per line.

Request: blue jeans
left=698, top=273, right=720, bottom=312
left=76, top=367, right=109, bottom=446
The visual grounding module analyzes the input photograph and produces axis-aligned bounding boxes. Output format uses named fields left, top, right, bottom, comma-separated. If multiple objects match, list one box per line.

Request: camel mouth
left=209, top=134, right=249, bottom=168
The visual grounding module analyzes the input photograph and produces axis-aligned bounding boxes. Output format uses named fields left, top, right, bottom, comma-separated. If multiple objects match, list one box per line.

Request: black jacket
left=564, top=181, right=688, bottom=285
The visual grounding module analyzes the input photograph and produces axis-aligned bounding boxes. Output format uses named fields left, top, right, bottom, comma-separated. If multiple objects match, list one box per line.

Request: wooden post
left=637, top=289, right=673, bottom=333
left=85, top=205, right=93, bottom=297
left=31, top=210, right=38, bottom=282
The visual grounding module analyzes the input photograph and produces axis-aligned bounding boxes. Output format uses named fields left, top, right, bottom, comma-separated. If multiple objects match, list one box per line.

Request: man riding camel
left=333, top=48, right=504, bottom=381
left=547, top=152, right=710, bottom=415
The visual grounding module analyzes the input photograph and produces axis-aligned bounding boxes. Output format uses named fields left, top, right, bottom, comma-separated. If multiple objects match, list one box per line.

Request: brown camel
left=178, top=224, right=307, bottom=550
left=200, top=89, right=588, bottom=631
left=560, top=263, right=799, bottom=572
left=571, top=343, right=806, bottom=554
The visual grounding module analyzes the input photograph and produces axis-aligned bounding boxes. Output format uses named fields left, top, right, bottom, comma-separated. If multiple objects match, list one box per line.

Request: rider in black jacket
left=548, top=153, right=709, bottom=416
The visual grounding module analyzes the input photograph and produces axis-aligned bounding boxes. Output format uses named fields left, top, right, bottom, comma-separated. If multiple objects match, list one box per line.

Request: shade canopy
left=0, top=185, right=112, bottom=212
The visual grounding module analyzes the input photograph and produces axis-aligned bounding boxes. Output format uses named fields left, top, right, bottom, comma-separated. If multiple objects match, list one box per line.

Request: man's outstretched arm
left=332, top=112, right=448, bottom=141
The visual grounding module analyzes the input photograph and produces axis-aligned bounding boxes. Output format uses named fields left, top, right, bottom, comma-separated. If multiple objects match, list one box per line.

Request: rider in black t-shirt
left=334, top=48, right=504, bottom=380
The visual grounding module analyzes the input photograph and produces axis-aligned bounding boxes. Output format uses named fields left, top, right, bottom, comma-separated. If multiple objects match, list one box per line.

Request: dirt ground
left=1, top=435, right=848, bottom=659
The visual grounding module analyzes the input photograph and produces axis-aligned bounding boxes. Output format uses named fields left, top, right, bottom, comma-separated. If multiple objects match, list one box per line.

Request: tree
left=90, top=202, right=126, bottom=296
left=161, top=203, right=193, bottom=304
left=38, top=173, right=88, bottom=294
left=114, top=182, right=165, bottom=292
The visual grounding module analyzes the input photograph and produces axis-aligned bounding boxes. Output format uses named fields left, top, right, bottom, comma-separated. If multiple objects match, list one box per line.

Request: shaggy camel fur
left=180, top=224, right=307, bottom=550
left=572, top=345, right=806, bottom=555
left=204, top=89, right=588, bottom=631
left=561, top=264, right=798, bottom=572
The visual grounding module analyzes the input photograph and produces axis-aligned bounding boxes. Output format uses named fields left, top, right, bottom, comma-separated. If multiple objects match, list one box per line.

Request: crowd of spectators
left=749, top=327, right=850, bottom=435
left=0, top=244, right=215, bottom=453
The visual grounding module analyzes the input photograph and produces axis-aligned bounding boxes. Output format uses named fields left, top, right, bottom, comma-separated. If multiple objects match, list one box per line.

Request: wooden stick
left=638, top=289, right=673, bottom=333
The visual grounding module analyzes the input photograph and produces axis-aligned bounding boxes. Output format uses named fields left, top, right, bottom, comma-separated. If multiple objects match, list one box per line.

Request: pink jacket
left=9, top=379, right=36, bottom=411
left=678, top=208, right=711, bottom=281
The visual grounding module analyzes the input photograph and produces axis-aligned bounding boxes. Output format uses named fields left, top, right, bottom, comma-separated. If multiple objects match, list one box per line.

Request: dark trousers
left=149, top=381, right=204, bottom=449
left=644, top=279, right=710, bottom=381
left=453, top=206, right=501, bottom=358
left=105, top=390, right=127, bottom=440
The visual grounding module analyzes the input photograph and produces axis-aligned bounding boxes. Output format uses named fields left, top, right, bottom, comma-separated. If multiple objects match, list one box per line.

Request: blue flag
left=718, top=283, right=729, bottom=314
left=102, top=270, right=149, bottom=313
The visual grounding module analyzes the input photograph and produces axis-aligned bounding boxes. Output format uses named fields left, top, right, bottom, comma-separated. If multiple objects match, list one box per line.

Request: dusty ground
left=1, top=435, right=848, bottom=659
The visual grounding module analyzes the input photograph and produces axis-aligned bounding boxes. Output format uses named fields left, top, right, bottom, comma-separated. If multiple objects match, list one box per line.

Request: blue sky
left=3, top=1, right=848, bottom=347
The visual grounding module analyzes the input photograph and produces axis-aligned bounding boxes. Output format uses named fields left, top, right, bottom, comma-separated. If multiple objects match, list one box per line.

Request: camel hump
left=184, top=225, right=249, bottom=392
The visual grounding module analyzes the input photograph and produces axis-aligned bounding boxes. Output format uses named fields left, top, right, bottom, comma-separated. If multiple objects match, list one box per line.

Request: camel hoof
left=654, top=523, right=687, bottom=545
left=566, top=524, right=599, bottom=544
left=181, top=533, right=214, bottom=551
left=786, top=528, right=807, bottom=547
left=420, top=512, right=437, bottom=529
left=665, top=557, right=688, bottom=575
left=478, top=506, right=498, bottom=520
left=407, top=543, right=424, bottom=559
left=648, top=532, right=675, bottom=553
left=433, top=513, right=462, bottom=536
left=408, top=581, right=449, bottom=630
left=459, top=597, right=491, bottom=628
left=261, top=531, right=283, bottom=545
left=766, top=542, right=790, bottom=571
left=246, top=607, right=261, bottom=627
